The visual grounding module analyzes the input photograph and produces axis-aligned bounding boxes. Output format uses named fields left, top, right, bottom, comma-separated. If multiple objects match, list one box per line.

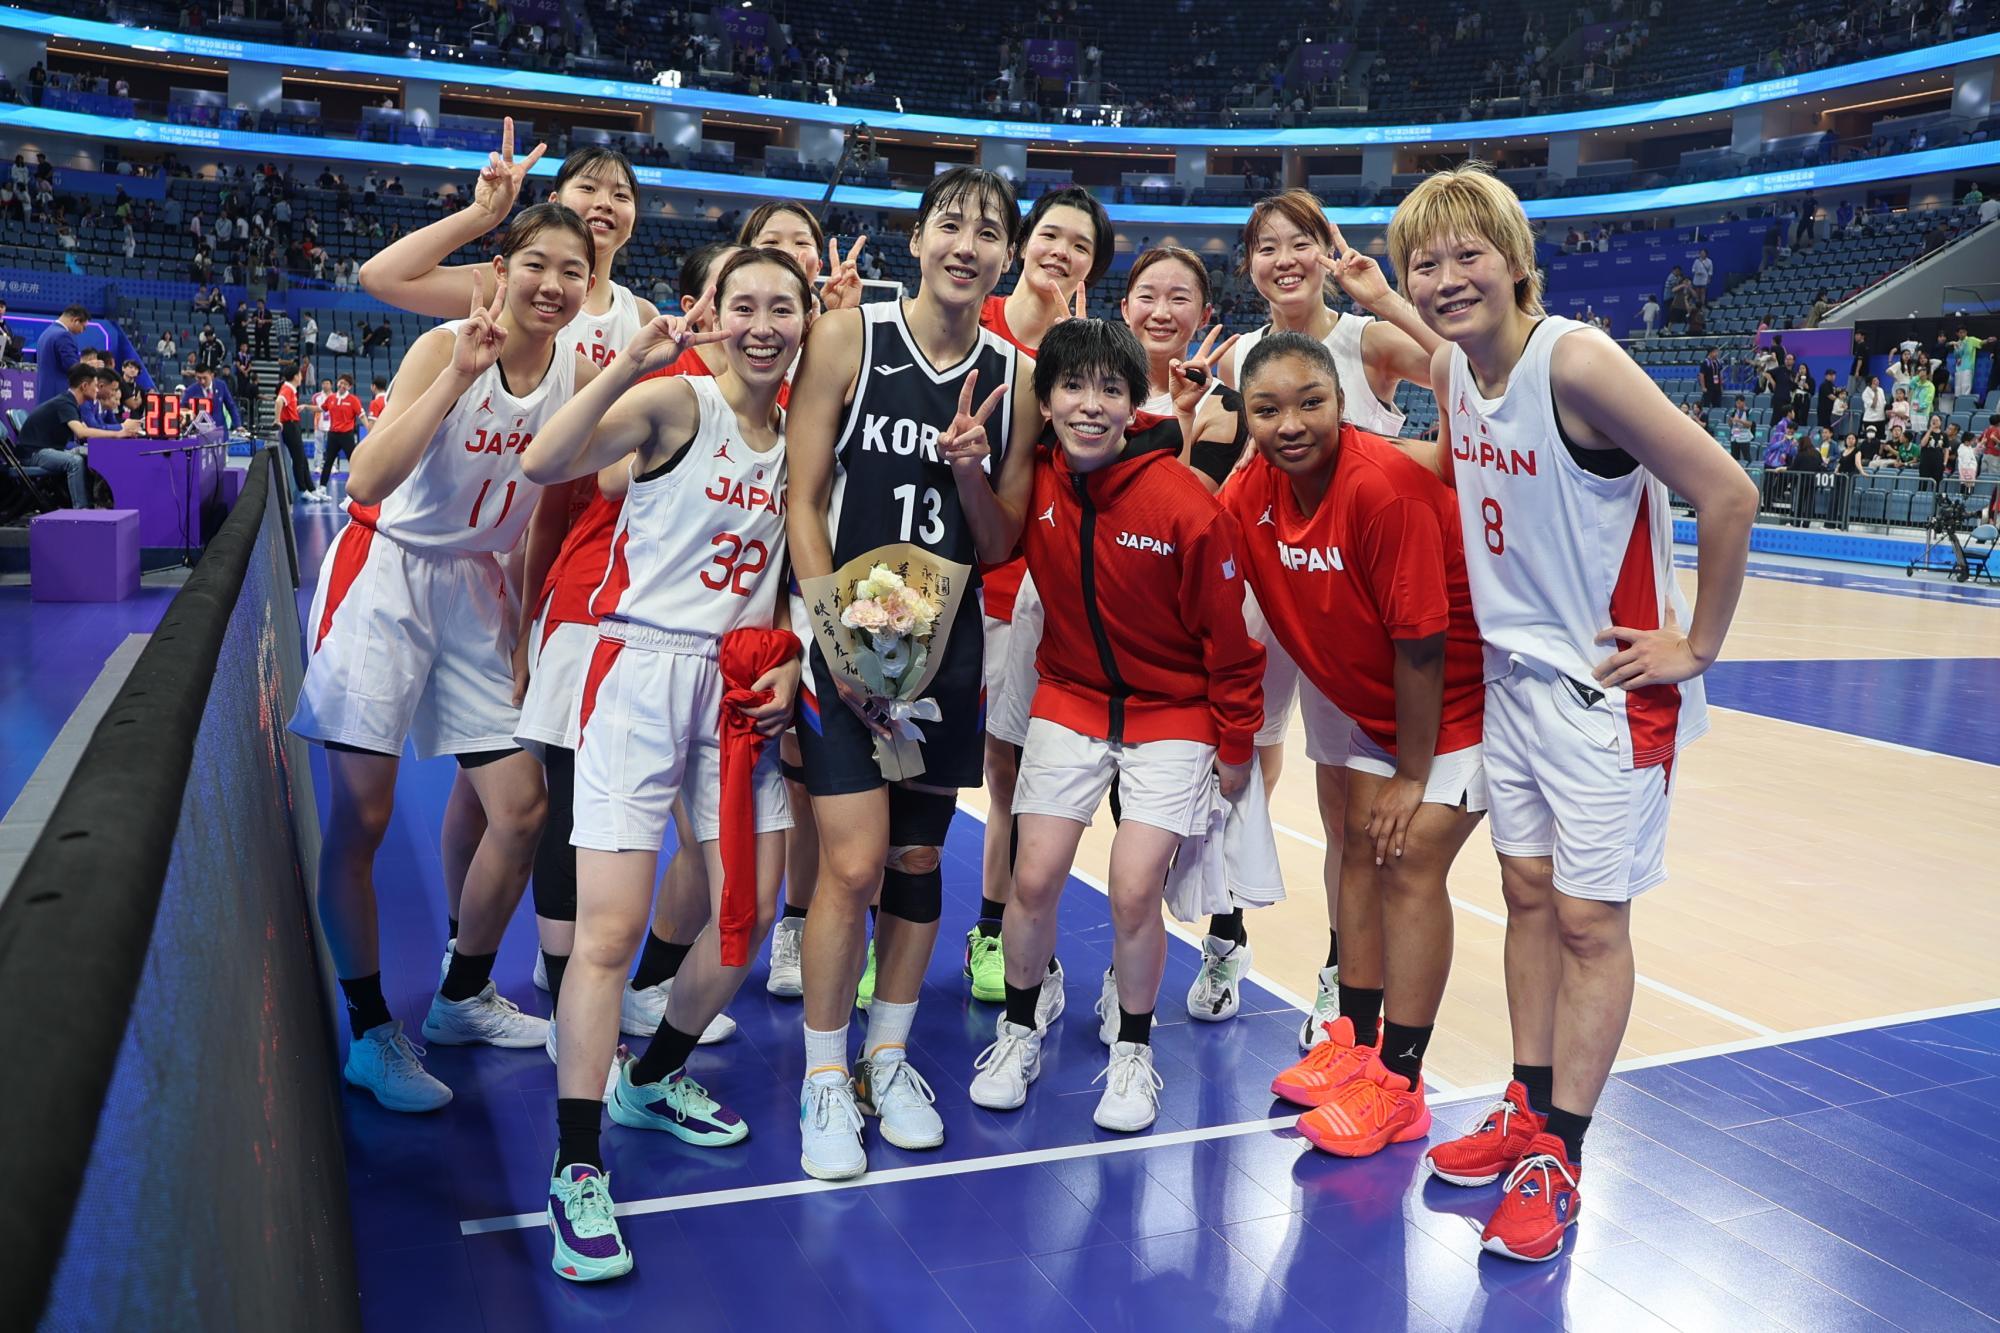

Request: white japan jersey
left=355, top=323, right=577, bottom=554
left=1231, top=312, right=1407, bottom=437
left=566, top=279, right=642, bottom=371
left=588, top=375, right=788, bottom=639
left=1445, top=316, right=1707, bottom=767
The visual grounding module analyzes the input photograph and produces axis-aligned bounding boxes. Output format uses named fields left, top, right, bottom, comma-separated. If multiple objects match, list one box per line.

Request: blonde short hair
left=1387, top=163, right=1544, bottom=317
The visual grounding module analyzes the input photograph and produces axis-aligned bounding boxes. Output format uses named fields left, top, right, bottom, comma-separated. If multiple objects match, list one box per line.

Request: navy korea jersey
left=827, top=300, right=1019, bottom=579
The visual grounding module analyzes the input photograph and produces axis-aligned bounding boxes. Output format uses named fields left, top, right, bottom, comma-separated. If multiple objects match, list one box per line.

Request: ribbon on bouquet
left=883, top=696, right=943, bottom=741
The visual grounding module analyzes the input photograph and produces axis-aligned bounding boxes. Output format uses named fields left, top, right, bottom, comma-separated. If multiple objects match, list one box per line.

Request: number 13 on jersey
left=894, top=484, right=945, bottom=545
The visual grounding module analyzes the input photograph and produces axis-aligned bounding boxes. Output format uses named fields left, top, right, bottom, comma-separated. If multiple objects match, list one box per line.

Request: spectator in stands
left=1954, top=326, right=1983, bottom=398
left=1868, top=437, right=1901, bottom=472
left=192, top=326, right=226, bottom=375
left=254, top=300, right=273, bottom=358
left=1665, top=275, right=1692, bottom=332
left=1981, top=414, right=2000, bottom=470
left=299, top=312, right=318, bottom=357
left=1916, top=421, right=1946, bottom=485
left=1700, top=348, right=1724, bottom=409
left=1911, top=369, right=1935, bottom=423
left=155, top=329, right=177, bottom=366
left=120, top=358, right=141, bottom=395
left=1770, top=353, right=1796, bottom=423
left=1953, top=425, right=1979, bottom=487
left=1892, top=423, right=1919, bottom=469
left=1815, top=369, right=1838, bottom=430
left=1982, top=195, right=2000, bottom=227
left=1889, top=384, right=1912, bottom=432
left=32, top=304, right=88, bottom=405
left=1837, top=433, right=1863, bottom=476
left=19, top=362, right=141, bottom=507
left=1690, top=248, right=1712, bottom=300
left=0, top=299, right=18, bottom=365
left=362, top=319, right=392, bottom=353
left=1763, top=416, right=1796, bottom=468
left=1807, top=290, right=1831, bottom=328
left=1792, top=363, right=1812, bottom=408
left=1639, top=293, right=1660, bottom=336
left=1923, top=218, right=1951, bottom=255
left=1728, top=398, right=1754, bottom=460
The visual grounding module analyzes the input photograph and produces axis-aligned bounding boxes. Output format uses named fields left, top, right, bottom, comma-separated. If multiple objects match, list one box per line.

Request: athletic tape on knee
left=886, top=786, right=957, bottom=848
left=879, top=864, right=943, bottom=924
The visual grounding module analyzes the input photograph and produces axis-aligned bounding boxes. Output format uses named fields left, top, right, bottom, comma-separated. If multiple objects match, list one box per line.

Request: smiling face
left=1019, top=204, right=1098, bottom=299
left=553, top=164, right=636, bottom=266
left=1242, top=350, right=1343, bottom=482
left=1401, top=229, right=1528, bottom=347
left=747, top=207, right=823, bottom=282
left=910, top=187, right=1012, bottom=310
left=714, top=258, right=807, bottom=391
left=1121, top=255, right=1209, bottom=365
left=496, top=230, right=594, bottom=334
left=1045, top=364, right=1135, bottom=473
left=1247, top=209, right=1329, bottom=315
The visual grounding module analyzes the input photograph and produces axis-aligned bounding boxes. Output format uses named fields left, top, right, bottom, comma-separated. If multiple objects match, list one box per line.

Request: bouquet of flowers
left=839, top=564, right=942, bottom=689
left=800, top=545, right=973, bottom=782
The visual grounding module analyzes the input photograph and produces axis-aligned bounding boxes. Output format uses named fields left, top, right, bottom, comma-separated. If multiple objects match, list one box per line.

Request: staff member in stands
left=33, top=305, right=88, bottom=405
left=17, top=361, right=141, bottom=507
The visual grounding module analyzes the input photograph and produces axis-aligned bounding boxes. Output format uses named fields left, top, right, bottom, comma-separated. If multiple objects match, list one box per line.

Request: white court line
left=1267, top=820, right=1781, bottom=1040
left=1709, top=703, right=2000, bottom=770
left=460, top=1114, right=1303, bottom=1235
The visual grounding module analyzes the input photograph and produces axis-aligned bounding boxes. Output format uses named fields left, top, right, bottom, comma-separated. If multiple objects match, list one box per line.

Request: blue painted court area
left=1705, top=656, right=2000, bottom=766
left=0, top=582, right=180, bottom=812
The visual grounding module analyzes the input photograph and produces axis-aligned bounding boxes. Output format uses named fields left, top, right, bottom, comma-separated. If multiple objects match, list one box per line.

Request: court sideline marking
left=457, top=994, right=2000, bottom=1236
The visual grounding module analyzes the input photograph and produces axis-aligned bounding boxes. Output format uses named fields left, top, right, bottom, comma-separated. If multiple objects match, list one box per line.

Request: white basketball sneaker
left=766, top=916, right=805, bottom=997
left=622, top=978, right=736, bottom=1043
left=1037, top=958, right=1068, bottom=1031
left=1187, top=937, right=1250, bottom=1023
left=969, top=1018, right=1043, bottom=1111
left=1095, top=967, right=1120, bottom=1046
left=344, top=1021, right=451, bottom=1112
left=855, top=1051, right=945, bottom=1150
left=1300, top=966, right=1340, bottom=1051
left=1093, top=1041, right=1163, bottom=1133
left=422, top=981, right=549, bottom=1048
left=799, top=1073, right=867, bottom=1181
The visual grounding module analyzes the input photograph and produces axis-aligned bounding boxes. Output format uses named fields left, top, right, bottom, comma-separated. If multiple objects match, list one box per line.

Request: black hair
left=66, top=362, right=95, bottom=389
left=1241, top=330, right=1344, bottom=402
left=499, top=201, right=597, bottom=275
left=915, top=166, right=1021, bottom=252
left=279, top=360, right=299, bottom=380
left=713, top=246, right=813, bottom=310
left=1021, top=186, right=1114, bottom=286
left=552, top=145, right=639, bottom=202
left=1031, top=318, right=1150, bottom=406
left=680, top=242, right=740, bottom=303
left=61, top=304, right=88, bottom=321
left=93, top=366, right=121, bottom=384
left=372, top=377, right=387, bottom=390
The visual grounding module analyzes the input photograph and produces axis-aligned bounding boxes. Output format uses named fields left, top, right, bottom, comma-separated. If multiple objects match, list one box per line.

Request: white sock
left=864, top=999, right=917, bottom=1062
left=804, top=1023, right=849, bottom=1082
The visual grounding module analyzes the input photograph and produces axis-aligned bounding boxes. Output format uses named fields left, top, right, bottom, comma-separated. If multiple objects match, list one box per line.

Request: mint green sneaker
left=855, top=940, right=877, bottom=1011
left=607, top=1056, right=748, bottom=1147
left=964, top=925, right=1006, bottom=1003
left=548, top=1162, right=632, bottom=1283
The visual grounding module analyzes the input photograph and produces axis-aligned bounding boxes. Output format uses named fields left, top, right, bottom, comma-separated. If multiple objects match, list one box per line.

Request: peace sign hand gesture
left=1318, top=225, right=1392, bottom=312
left=1166, top=325, right=1239, bottom=419
left=452, top=284, right=510, bottom=380
left=940, top=369, right=1010, bottom=474
left=819, top=235, right=870, bottom=311
left=1020, top=263, right=1087, bottom=333
left=624, top=290, right=731, bottom=374
left=472, top=116, right=549, bottom=226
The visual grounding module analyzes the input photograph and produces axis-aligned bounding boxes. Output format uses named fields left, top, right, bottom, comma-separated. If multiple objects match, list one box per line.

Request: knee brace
left=878, top=861, right=943, bottom=924
left=887, top=786, right=958, bottom=848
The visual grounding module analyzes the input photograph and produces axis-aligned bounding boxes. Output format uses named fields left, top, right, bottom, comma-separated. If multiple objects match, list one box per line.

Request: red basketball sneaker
left=1295, top=1055, right=1431, bottom=1158
left=1425, top=1080, right=1545, bottom=1185
left=1480, top=1132, right=1581, bottom=1262
left=1270, top=1016, right=1378, bottom=1108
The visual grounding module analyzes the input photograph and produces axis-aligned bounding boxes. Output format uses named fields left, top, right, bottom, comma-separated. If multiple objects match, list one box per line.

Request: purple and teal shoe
left=548, top=1163, right=632, bottom=1283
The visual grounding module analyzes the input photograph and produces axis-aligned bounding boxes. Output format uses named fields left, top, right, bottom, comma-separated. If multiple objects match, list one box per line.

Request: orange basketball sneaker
left=1480, top=1132, right=1582, bottom=1263
left=1425, top=1080, right=1546, bottom=1185
left=1295, top=1055, right=1431, bottom=1157
left=1270, top=1016, right=1379, bottom=1108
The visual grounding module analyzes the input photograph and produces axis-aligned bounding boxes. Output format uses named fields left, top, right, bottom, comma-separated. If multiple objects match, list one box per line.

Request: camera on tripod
left=1930, top=495, right=1968, bottom=537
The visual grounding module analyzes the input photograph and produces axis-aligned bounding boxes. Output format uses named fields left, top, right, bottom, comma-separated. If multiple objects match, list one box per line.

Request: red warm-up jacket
left=1022, top=435, right=1265, bottom=765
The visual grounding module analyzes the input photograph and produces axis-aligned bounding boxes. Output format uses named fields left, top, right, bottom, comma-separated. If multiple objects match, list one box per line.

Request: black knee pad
left=879, top=864, right=943, bottom=924
left=780, top=759, right=807, bottom=785
left=887, top=786, right=958, bottom=848
left=456, top=746, right=523, bottom=770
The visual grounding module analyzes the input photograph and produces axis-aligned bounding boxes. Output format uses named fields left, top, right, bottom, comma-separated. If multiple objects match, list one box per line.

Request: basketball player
left=1182, top=189, right=1443, bottom=1046
left=971, top=186, right=1112, bottom=1008
left=1387, top=164, right=1756, bottom=1260
left=291, top=203, right=597, bottom=1112
left=785, top=166, right=1043, bottom=1180
left=514, top=241, right=747, bottom=1054
left=1208, top=332, right=1487, bottom=1158
left=522, top=250, right=807, bottom=1282
left=738, top=201, right=870, bottom=313
left=967, top=319, right=1260, bottom=1133
left=359, top=124, right=705, bottom=1041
